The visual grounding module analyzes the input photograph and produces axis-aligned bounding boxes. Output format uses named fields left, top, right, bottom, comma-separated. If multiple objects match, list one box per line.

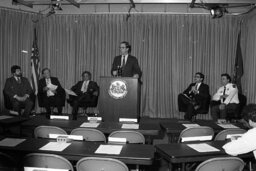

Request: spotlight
left=52, top=0, right=62, bottom=10
left=210, top=7, right=225, bottom=18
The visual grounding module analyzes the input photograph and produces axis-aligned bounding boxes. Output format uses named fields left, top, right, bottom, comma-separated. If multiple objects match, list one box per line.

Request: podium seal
left=109, top=79, right=128, bottom=99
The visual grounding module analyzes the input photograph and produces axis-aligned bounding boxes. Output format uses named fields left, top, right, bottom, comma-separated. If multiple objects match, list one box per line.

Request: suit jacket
left=38, top=77, right=65, bottom=107
left=111, top=55, right=142, bottom=78
left=183, top=82, right=210, bottom=112
left=4, top=76, right=33, bottom=100
left=71, top=80, right=99, bottom=97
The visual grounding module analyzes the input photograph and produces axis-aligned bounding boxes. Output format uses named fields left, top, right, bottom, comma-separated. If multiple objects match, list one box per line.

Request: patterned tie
left=17, top=77, right=21, bottom=84
left=122, top=56, right=126, bottom=67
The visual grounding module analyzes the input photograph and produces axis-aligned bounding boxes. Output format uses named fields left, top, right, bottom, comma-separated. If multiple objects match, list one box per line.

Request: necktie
left=122, top=56, right=126, bottom=67
left=46, top=78, right=50, bottom=85
left=223, top=86, right=226, bottom=101
left=83, top=81, right=88, bottom=92
left=17, top=77, right=21, bottom=84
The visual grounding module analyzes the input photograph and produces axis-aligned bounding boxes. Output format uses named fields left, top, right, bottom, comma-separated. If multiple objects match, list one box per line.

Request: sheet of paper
left=217, top=123, right=239, bottom=129
left=47, top=83, right=58, bottom=91
left=187, top=143, right=220, bottom=152
left=65, top=89, right=77, bottom=96
left=95, top=145, right=123, bottom=155
left=0, top=138, right=26, bottom=147
left=24, top=167, right=69, bottom=171
left=80, top=122, right=100, bottom=128
left=39, top=142, right=71, bottom=152
left=121, top=123, right=139, bottom=129
left=0, top=115, right=13, bottom=120
left=182, top=124, right=200, bottom=128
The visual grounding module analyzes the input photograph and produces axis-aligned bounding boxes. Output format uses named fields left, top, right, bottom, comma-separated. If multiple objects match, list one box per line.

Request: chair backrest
left=195, top=157, right=245, bottom=171
left=23, top=153, right=74, bottom=171
left=3, top=90, right=13, bottom=110
left=214, top=129, right=246, bottom=141
left=0, top=152, right=18, bottom=170
left=109, top=130, right=145, bottom=144
left=34, top=126, right=67, bottom=138
left=70, top=128, right=106, bottom=142
left=76, top=157, right=129, bottom=171
left=178, top=126, right=214, bottom=143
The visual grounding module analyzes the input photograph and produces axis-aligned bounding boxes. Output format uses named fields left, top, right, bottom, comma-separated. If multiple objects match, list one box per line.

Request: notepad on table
left=0, top=138, right=26, bottom=147
left=95, top=145, right=123, bottom=155
left=121, top=123, right=139, bottom=129
left=80, top=122, right=100, bottom=128
left=217, top=124, right=238, bottom=129
left=39, top=142, right=71, bottom=152
left=187, top=143, right=220, bottom=152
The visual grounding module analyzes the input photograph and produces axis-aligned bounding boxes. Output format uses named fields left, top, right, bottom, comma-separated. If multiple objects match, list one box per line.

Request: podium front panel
left=99, top=77, right=140, bottom=122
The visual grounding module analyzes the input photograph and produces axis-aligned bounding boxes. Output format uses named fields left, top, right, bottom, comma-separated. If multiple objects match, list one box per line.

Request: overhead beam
left=66, top=0, right=80, bottom=8
left=24, top=0, right=256, bottom=5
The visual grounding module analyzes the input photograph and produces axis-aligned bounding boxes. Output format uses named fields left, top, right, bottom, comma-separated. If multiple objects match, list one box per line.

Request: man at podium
left=111, top=41, right=142, bottom=79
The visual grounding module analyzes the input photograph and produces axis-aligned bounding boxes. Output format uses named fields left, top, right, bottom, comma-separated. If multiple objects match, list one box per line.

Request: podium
left=98, top=76, right=141, bottom=122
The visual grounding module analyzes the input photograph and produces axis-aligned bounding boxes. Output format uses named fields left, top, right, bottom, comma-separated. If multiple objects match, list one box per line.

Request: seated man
left=211, top=73, right=239, bottom=122
left=68, top=71, right=99, bottom=120
left=178, top=72, right=210, bottom=121
left=38, top=68, right=65, bottom=118
left=4, top=65, right=34, bottom=117
left=223, top=104, right=256, bottom=156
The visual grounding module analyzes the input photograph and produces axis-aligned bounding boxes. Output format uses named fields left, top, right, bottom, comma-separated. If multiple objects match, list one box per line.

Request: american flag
left=31, top=28, right=40, bottom=95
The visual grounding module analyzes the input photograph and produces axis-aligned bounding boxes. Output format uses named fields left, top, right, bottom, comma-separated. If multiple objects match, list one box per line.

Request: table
left=0, top=115, right=28, bottom=135
left=160, top=119, right=246, bottom=142
left=0, top=137, right=155, bottom=165
left=21, top=115, right=160, bottom=143
left=155, top=141, right=252, bottom=171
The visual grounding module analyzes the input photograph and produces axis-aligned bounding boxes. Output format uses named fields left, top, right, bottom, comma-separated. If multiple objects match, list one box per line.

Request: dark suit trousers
left=43, top=96, right=63, bottom=115
left=72, top=93, right=93, bottom=119
left=11, top=98, right=33, bottom=117
left=178, top=93, right=196, bottom=120
left=211, top=103, right=239, bottom=121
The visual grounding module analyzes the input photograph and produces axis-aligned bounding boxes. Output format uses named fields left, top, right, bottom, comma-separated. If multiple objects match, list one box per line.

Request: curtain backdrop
left=0, top=8, right=246, bottom=119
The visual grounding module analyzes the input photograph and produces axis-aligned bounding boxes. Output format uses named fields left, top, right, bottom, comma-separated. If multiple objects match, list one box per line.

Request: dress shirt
left=45, top=78, right=51, bottom=85
left=223, top=127, right=256, bottom=156
left=121, top=54, right=128, bottom=67
left=212, top=83, right=239, bottom=104
left=81, top=80, right=89, bottom=93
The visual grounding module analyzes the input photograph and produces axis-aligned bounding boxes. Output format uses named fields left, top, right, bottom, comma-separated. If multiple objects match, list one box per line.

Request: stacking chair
left=214, top=128, right=246, bottom=141
left=70, top=128, right=106, bottom=142
left=109, top=130, right=145, bottom=144
left=76, top=157, right=129, bottom=171
left=23, top=153, right=74, bottom=171
left=195, top=157, right=245, bottom=171
left=34, top=126, right=67, bottom=138
left=178, top=126, right=214, bottom=143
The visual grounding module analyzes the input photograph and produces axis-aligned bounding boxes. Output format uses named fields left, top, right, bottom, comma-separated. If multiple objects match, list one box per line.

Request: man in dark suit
left=68, top=71, right=99, bottom=120
left=4, top=65, right=34, bottom=117
left=111, top=41, right=142, bottom=79
left=178, top=72, right=210, bottom=121
left=38, top=68, right=65, bottom=118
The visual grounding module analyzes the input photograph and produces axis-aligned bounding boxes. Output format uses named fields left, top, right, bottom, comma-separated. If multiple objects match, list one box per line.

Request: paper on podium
left=217, top=124, right=239, bottom=129
left=95, top=145, right=123, bottom=155
left=80, top=122, right=100, bottom=128
left=182, top=124, right=200, bottom=128
left=65, top=89, right=77, bottom=96
left=187, top=143, right=220, bottom=152
left=0, top=138, right=26, bottom=147
left=39, top=142, right=71, bottom=151
left=121, top=123, right=139, bottom=129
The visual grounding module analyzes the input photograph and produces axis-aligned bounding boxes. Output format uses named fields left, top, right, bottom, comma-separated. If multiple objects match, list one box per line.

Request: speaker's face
left=119, top=43, right=128, bottom=55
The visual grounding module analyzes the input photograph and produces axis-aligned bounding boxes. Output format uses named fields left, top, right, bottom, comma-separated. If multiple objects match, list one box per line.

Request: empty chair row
left=178, top=126, right=246, bottom=143
left=34, top=125, right=145, bottom=144
left=23, top=153, right=244, bottom=171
